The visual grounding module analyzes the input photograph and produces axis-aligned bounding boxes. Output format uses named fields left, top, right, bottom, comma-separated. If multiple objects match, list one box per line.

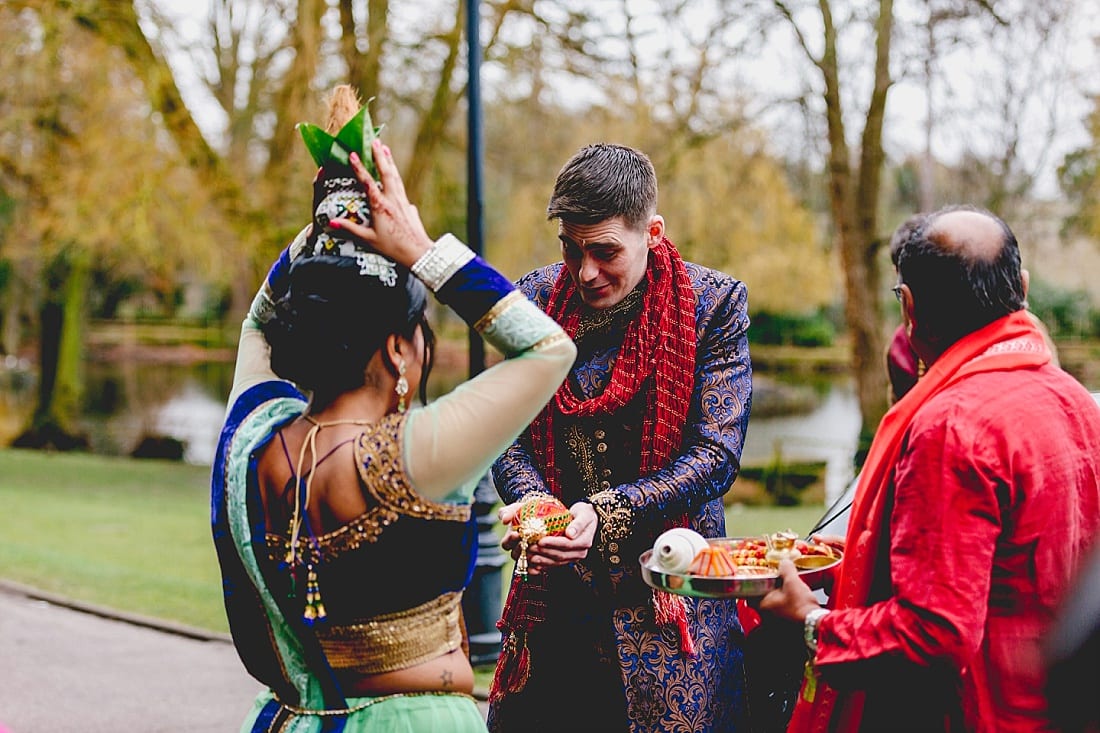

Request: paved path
left=0, top=582, right=491, bottom=732
left=0, top=584, right=262, bottom=732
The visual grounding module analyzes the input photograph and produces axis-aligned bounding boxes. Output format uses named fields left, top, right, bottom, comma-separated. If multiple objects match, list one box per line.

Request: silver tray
left=639, top=538, right=842, bottom=599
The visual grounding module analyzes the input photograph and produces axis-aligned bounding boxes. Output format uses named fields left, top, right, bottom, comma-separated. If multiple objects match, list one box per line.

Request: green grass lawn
left=725, top=502, right=827, bottom=538
left=0, top=448, right=228, bottom=632
left=0, top=448, right=828, bottom=636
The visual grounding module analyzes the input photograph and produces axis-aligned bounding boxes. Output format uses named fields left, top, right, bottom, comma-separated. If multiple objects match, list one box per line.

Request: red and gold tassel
left=653, top=589, right=695, bottom=656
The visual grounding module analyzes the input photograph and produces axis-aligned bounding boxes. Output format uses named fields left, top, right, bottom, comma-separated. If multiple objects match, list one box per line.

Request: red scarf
left=788, top=310, right=1052, bottom=733
left=530, top=235, right=697, bottom=492
left=490, top=237, right=698, bottom=703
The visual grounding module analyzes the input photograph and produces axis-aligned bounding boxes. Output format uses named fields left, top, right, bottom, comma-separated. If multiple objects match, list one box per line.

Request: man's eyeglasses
left=892, top=285, right=904, bottom=302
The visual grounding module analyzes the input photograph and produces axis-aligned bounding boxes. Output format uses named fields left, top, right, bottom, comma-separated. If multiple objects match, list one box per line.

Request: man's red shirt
left=814, top=363, right=1100, bottom=731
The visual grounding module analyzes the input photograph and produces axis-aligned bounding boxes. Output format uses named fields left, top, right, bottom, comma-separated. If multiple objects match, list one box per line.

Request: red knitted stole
left=490, top=238, right=698, bottom=704
left=529, top=236, right=697, bottom=492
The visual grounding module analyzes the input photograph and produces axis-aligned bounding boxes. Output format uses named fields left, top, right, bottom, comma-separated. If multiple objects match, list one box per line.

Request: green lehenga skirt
left=241, top=689, right=487, bottom=733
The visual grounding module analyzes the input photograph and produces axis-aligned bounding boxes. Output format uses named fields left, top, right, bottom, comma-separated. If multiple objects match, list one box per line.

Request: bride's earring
left=395, top=360, right=409, bottom=414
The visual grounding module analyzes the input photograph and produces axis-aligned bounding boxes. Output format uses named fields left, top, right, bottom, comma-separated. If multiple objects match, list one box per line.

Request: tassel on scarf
left=489, top=627, right=532, bottom=704
left=653, top=589, right=695, bottom=656
left=489, top=579, right=545, bottom=704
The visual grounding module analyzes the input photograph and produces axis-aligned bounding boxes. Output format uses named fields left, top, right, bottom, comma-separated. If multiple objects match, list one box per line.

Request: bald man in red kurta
left=763, top=207, right=1100, bottom=733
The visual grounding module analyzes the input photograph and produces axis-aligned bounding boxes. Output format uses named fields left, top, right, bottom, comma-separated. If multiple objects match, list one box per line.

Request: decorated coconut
left=296, top=87, right=395, bottom=281
left=511, top=494, right=572, bottom=580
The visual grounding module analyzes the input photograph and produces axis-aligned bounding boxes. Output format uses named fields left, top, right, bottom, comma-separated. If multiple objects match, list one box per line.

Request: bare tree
left=957, top=0, right=1077, bottom=216
left=771, top=0, right=896, bottom=449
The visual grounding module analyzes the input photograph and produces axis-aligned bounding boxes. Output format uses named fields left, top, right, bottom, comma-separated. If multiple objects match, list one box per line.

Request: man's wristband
left=804, top=608, right=830, bottom=654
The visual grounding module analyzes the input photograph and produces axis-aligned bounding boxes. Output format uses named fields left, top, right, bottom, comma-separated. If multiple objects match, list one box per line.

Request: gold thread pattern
left=473, top=290, right=525, bottom=333
left=265, top=412, right=469, bottom=565
left=476, top=292, right=565, bottom=357
left=530, top=331, right=573, bottom=352
left=314, top=592, right=464, bottom=674
left=588, top=488, right=634, bottom=566
left=563, top=423, right=599, bottom=495
left=574, top=286, right=645, bottom=341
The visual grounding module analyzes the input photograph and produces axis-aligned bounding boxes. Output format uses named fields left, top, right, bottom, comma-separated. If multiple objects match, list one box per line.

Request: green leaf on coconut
left=296, top=123, right=336, bottom=167
left=334, top=107, right=383, bottom=181
left=297, top=100, right=386, bottom=180
left=334, top=107, right=366, bottom=156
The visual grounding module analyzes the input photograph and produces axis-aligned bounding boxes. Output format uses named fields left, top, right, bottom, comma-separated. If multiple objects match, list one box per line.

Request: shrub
left=749, top=309, right=837, bottom=347
left=1027, top=278, right=1096, bottom=340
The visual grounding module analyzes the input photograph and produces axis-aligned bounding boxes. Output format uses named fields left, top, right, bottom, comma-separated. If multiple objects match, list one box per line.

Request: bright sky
left=154, top=0, right=1099, bottom=200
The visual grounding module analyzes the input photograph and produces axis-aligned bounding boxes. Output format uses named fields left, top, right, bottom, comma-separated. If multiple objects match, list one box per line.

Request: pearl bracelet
left=410, top=233, right=474, bottom=292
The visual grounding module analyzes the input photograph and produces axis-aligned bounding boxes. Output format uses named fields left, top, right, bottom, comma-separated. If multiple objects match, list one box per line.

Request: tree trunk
left=403, top=0, right=465, bottom=202
left=53, top=249, right=88, bottom=426
left=263, top=0, right=325, bottom=219
left=339, top=0, right=388, bottom=104
left=851, top=0, right=894, bottom=451
left=7, top=5, right=89, bottom=450
left=13, top=250, right=89, bottom=450
left=0, top=263, right=20, bottom=357
left=816, top=0, right=893, bottom=461
left=839, top=227, right=889, bottom=460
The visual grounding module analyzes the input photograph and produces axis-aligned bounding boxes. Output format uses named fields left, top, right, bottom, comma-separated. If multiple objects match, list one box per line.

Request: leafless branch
left=772, top=0, right=823, bottom=71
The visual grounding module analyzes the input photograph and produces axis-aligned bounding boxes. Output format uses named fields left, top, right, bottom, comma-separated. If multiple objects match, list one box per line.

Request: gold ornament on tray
left=512, top=494, right=572, bottom=581
left=764, top=529, right=803, bottom=567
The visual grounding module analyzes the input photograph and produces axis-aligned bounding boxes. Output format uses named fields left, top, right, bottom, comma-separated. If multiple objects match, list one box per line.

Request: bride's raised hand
left=329, top=138, right=433, bottom=268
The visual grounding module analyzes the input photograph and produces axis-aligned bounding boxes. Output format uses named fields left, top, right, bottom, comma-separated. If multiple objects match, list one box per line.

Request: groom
left=488, top=143, right=754, bottom=733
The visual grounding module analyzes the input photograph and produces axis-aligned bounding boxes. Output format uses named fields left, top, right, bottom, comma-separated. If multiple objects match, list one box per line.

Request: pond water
left=741, top=377, right=861, bottom=504
left=0, top=357, right=862, bottom=501
left=0, top=359, right=233, bottom=466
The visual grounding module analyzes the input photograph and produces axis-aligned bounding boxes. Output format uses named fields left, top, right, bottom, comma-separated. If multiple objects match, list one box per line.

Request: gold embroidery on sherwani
left=588, top=488, right=634, bottom=566
left=563, top=423, right=600, bottom=495
left=574, top=286, right=644, bottom=340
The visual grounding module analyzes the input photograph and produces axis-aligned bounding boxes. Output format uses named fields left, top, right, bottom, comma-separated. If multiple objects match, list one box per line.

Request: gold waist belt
left=274, top=690, right=477, bottom=717
left=316, top=592, right=463, bottom=675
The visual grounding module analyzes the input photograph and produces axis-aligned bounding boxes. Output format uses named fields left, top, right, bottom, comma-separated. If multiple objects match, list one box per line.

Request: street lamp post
left=460, top=0, right=505, bottom=667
